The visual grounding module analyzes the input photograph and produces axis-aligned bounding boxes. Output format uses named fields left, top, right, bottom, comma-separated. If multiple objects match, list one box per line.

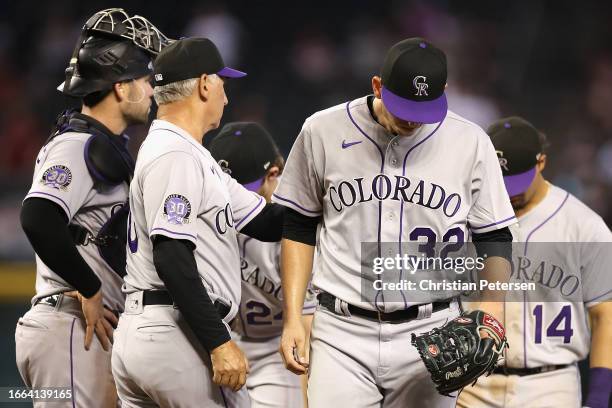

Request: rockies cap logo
left=496, top=150, right=509, bottom=172
left=413, top=75, right=428, bottom=96
left=218, top=159, right=232, bottom=174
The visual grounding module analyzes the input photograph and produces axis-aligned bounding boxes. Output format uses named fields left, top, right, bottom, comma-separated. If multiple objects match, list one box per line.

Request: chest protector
left=49, top=109, right=135, bottom=278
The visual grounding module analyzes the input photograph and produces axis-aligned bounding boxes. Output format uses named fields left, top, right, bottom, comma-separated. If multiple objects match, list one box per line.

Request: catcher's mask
left=58, top=8, right=173, bottom=97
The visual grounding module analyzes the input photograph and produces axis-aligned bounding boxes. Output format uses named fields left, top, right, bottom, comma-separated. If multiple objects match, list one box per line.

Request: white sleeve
left=272, top=122, right=323, bottom=216
left=468, top=134, right=517, bottom=233
left=144, top=151, right=202, bottom=245
left=25, top=139, right=94, bottom=220
left=222, top=171, right=265, bottom=232
left=581, top=216, right=612, bottom=307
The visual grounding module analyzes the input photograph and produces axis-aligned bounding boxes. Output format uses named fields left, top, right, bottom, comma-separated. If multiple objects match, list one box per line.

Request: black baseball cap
left=487, top=116, right=544, bottom=197
left=209, top=122, right=281, bottom=192
left=153, top=37, right=246, bottom=86
left=380, top=37, right=448, bottom=124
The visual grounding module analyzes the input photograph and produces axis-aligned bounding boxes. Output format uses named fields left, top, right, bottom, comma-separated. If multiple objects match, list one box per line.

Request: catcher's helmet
left=58, top=8, right=173, bottom=97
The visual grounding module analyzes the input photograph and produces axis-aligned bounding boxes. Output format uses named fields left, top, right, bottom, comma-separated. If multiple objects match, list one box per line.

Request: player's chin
left=395, top=122, right=422, bottom=135
left=510, top=195, right=525, bottom=209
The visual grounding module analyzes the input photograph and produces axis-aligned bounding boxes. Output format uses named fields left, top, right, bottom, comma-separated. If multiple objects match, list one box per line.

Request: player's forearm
left=589, top=302, right=612, bottom=368
left=472, top=229, right=512, bottom=320
left=478, top=256, right=510, bottom=302
left=476, top=256, right=510, bottom=321
left=281, top=238, right=315, bottom=321
left=20, top=197, right=101, bottom=298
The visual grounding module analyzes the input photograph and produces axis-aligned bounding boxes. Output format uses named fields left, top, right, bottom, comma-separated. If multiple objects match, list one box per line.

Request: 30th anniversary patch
left=40, top=165, right=72, bottom=190
left=163, top=194, right=191, bottom=224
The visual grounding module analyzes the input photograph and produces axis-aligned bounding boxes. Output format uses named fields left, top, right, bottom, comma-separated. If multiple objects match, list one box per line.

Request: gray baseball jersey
left=234, top=236, right=317, bottom=339
left=273, top=96, right=516, bottom=312
left=124, top=119, right=265, bottom=322
left=504, top=183, right=612, bottom=368
left=233, top=236, right=313, bottom=408
left=24, top=130, right=127, bottom=309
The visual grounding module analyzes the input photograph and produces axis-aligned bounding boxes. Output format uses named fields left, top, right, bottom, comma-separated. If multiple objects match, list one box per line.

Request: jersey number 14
left=533, top=305, right=574, bottom=344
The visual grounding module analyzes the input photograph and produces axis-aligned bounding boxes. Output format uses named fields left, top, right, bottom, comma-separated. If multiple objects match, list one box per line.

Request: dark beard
left=124, top=107, right=150, bottom=126
left=510, top=196, right=526, bottom=210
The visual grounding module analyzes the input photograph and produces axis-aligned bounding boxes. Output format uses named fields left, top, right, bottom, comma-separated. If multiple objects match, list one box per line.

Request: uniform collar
left=353, top=95, right=431, bottom=146
left=516, top=182, right=561, bottom=223
left=150, top=119, right=210, bottom=154
left=74, top=112, right=124, bottom=139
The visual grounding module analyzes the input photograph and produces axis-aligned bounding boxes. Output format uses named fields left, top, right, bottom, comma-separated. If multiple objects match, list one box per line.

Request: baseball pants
left=111, top=291, right=249, bottom=408
left=234, top=336, right=303, bottom=408
left=456, top=364, right=582, bottom=408
left=307, top=299, right=461, bottom=408
left=15, top=293, right=118, bottom=408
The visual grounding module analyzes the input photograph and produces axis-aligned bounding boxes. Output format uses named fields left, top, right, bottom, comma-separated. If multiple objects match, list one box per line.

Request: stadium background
left=0, top=0, right=610, bottom=398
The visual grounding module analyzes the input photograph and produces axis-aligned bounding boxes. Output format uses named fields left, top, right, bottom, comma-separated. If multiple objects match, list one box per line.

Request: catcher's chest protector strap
left=48, top=109, right=135, bottom=186
left=49, top=109, right=134, bottom=278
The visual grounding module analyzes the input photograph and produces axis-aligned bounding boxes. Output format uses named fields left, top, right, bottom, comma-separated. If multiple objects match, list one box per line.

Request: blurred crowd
left=1, top=0, right=611, bottom=259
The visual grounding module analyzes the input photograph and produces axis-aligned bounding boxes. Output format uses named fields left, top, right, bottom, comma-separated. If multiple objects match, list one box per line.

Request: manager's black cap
left=153, top=37, right=246, bottom=86
left=380, top=37, right=448, bottom=124
left=209, top=122, right=281, bottom=192
left=487, top=116, right=545, bottom=197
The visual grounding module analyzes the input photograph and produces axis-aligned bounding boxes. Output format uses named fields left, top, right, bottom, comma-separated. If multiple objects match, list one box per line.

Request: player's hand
left=279, top=318, right=309, bottom=375
left=210, top=340, right=250, bottom=391
left=476, top=301, right=505, bottom=343
left=68, top=289, right=114, bottom=351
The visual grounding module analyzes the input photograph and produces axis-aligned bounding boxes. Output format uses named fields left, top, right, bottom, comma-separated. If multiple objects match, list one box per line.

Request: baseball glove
left=411, top=310, right=508, bottom=396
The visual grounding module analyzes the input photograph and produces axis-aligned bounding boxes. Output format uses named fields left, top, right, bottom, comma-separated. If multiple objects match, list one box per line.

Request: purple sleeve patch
left=40, top=165, right=72, bottom=190
left=163, top=194, right=192, bottom=225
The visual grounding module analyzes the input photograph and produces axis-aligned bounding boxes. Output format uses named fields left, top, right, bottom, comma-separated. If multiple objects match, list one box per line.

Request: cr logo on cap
left=413, top=75, right=428, bottom=96
left=496, top=150, right=509, bottom=172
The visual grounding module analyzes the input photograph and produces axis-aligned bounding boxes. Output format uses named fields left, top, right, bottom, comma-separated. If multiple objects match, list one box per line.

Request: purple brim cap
left=504, top=167, right=536, bottom=197
left=243, top=177, right=264, bottom=192
left=381, top=86, right=448, bottom=124
left=218, top=67, right=247, bottom=78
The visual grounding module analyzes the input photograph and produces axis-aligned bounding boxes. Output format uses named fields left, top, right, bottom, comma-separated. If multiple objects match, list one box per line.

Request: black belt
left=34, top=293, right=121, bottom=318
left=493, top=364, right=569, bottom=376
left=142, top=290, right=231, bottom=319
left=318, top=292, right=450, bottom=323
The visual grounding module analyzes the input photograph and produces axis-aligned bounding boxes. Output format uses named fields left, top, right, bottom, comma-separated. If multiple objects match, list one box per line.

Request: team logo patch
left=41, top=165, right=72, bottom=190
left=428, top=344, right=439, bottom=356
left=218, top=160, right=232, bottom=175
left=455, top=317, right=472, bottom=324
left=413, top=75, right=429, bottom=96
left=496, top=150, right=509, bottom=172
left=163, top=194, right=191, bottom=225
left=483, top=314, right=505, bottom=338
